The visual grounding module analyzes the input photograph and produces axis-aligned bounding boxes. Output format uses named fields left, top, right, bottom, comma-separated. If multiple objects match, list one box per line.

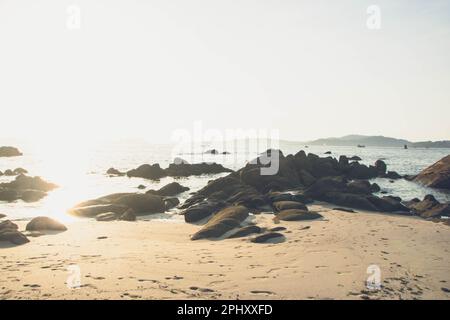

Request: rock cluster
left=0, top=174, right=58, bottom=202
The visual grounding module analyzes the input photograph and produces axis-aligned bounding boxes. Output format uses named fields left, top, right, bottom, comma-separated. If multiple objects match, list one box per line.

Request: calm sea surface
left=1, top=139, right=449, bottom=222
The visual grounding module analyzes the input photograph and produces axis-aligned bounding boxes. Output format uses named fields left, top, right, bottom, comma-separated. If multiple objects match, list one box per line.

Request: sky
left=0, top=0, right=449, bottom=146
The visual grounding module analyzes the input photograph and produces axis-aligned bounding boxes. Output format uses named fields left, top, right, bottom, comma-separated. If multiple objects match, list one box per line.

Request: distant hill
left=304, top=135, right=450, bottom=148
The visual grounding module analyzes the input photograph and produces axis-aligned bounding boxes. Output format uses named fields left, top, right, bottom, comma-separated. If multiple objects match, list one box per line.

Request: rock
left=347, top=180, right=373, bottom=194
left=20, top=190, right=48, bottom=202
left=4, top=169, right=15, bottom=176
left=324, top=151, right=332, bottom=154
left=304, top=176, right=347, bottom=199
left=69, top=204, right=128, bottom=217
left=405, top=195, right=450, bottom=219
left=112, top=194, right=165, bottom=215
left=228, top=225, right=262, bottom=238
left=137, top=185, right=146, bottom=189
left=0, top=213, right=6, bottom=219
left=95, top=212, right=119, bottom=221
left=349, top=156, right=362, bottom=161
left=107, top=168, right=125, bottom=176
left=251, top=232, right=285, bottom=243
left=119, top=208, right=136, bottom=221
left=146, top=182, right=189, bottom=196
left=298, top=169, right=316, bottom=187
left=413, top=155, right=450, bottom=189
left=273, top=201, right=308, bottom=212
left=222, top=151, right=230, bottom=155
left=275, top=209, right=322, bottom=221
left=367, top=196, right=410, bottom=213
left=269, top=226, right=287, bottom=232
left=323, top=192, right=379, bottom=211
left=333, top=207, right=356, bottom=213
left=26, top=216, right=67, bottom=231
left=1, top=174, right=57, bottom=192
left=165, top=162, right=233, bottom=177
left=0, top=229, right=29, bottom=245
left=164, top=197, right=180, bottom=210
left=0, top=146, right=22, bottom=157
left=347, top=162, right=378, bottom=180
left=371, top=183, right=381, bottom=192
left=191, top=206, right=249, bottom=240
left=204, top=149, right=219, bottom=154
left=375, top=160, right=387, bottom=176
left=13, top=168, right=28, bottom=175
left=0, top=220, right=18, bottom=230
left=183, top=201, right=226, bottom=223
left=0, top=189, right=19, bottom=202
left=127, top=164, right=166, bottom=180
left=384, top=171, right=402, bottom=179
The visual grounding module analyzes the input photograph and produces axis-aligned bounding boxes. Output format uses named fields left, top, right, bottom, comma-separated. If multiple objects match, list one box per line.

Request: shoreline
left=1, top=203, right=449, bottom=300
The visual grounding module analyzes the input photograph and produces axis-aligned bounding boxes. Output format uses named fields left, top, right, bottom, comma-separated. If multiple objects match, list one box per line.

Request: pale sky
left=0, top=0, right=449, bottom=145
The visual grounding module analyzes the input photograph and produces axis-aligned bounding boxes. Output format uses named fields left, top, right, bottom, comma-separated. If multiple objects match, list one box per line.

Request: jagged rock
left=0, top=146, right=22, bottom=157
left=26, top=216, right=67, bottom=231
left=191, top=206, right=249, bottom=240
left=119, top=208, right=136, bottom=221
left=146, top=182, right=189, bottom=197
left=273, top=201, right=307, bottom=212
left=251, top=232, right=285, bottom=243
left=96, top=212, right=119, bottom=221
left=228, top=225, right=262, bottom=238
left=413, top=155, right=450, bottom=189
left=275, top=209, right=322, bottom=221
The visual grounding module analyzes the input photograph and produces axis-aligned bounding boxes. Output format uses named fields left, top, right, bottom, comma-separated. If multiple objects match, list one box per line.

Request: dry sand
left=1, top=203, right=449, bottom=300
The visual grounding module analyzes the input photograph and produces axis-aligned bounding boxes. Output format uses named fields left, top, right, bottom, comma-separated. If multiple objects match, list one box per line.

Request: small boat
left=357, top=144, right=365, bottom=148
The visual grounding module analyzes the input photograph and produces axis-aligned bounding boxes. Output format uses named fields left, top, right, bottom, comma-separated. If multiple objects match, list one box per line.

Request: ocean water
left=0, top=139, right=449, bottom=222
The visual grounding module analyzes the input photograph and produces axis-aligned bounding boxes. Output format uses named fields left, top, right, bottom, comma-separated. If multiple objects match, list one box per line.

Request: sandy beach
left=1, top=203, right=449, bottom=300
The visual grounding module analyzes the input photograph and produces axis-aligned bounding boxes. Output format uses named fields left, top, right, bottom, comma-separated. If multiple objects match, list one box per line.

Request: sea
left=1, top=138, right=449, bottom=222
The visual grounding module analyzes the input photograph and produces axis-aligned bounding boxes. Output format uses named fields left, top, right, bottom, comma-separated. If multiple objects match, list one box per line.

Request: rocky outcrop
left=0, top=146, right=22, bottom=157
left=26, top=216, right=67, bottom=231
left=413, top=155, right=450, bottom=189
left=146, top=182, right=189, bottom=197
left=0, top=220, right=29, bottom=245
left=404, top=195, right=450, bottom=219
left=191, top=206, right=249, bottom=240
left=0, top=175, right=57, bottom=203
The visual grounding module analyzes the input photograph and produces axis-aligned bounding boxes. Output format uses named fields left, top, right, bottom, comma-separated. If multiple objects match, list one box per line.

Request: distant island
left=302, top=135, right=450, bottom=148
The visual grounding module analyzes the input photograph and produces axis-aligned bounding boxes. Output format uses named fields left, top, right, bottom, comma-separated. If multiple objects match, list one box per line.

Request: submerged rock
left=26, top=216, right=67, bottom=231
left=413, top=155, right=450, bottom=189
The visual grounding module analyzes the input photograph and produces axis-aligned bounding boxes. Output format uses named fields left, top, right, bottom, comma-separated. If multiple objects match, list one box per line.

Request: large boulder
left=182, top=201, right=226, bottom=223
left=191, top=206, right=249, bottom=240
left=0, top=220, right=29, bottom=245
left=0, top=146, right=22, bottom=157
left=26, top=216, right=67, bottom=231
left=275, top=209, right=322, bottom=221
left=413, top=155, right=450, bottom=189
left=146, top=182, right=189, bottom=197
left=112, top=194, right=165, bottom=215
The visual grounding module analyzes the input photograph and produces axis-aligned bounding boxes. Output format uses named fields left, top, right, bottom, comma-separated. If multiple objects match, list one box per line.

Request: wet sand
left=1, top=203, right=449, bottom=300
